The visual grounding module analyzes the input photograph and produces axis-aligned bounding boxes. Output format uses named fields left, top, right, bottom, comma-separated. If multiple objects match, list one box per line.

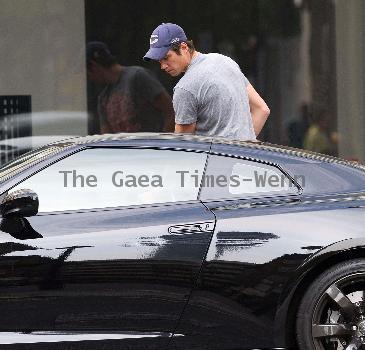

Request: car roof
left=49, top=132, right=365, bottom=172
left=1, top=133, right=364, bottom=196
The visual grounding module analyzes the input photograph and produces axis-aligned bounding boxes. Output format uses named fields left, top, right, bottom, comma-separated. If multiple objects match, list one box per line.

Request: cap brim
left=143, top=46, right=170, bottom=61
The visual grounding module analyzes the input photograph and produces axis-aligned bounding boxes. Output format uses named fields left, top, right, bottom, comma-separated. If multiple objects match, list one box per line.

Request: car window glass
left=10, top=148, right=207, bottom=212
left=200, top=155, right=298, bottom=200
left=229, top=162, right=291, bottom=194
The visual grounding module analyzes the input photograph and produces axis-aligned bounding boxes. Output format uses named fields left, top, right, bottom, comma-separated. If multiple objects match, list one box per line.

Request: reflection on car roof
left=48, top=132, right=365, bottom=173
left=0, top=144, right=73, bottom=183
left=0, top=132, right=364, bottom=185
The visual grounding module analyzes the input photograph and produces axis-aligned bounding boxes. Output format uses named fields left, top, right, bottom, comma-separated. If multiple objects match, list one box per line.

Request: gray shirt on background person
left=173, top=53, right=256, bottom=140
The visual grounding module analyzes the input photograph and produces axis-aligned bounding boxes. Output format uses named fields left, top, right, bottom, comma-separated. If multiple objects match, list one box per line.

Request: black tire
left=296, top=259, right=365, bottom=350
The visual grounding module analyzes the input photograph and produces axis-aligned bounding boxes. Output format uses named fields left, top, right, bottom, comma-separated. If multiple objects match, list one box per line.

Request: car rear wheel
left=296, top=259, right=365, bottom=350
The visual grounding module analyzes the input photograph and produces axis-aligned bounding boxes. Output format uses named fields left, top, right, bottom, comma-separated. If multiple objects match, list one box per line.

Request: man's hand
left=100, top=121, right=112, bottom=134
left=247, top=84, right=270, bottom=137
left=175, top=123, right=196, bottom=134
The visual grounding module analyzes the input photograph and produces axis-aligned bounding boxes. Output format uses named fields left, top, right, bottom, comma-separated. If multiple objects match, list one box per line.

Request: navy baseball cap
left=143, top=23, right=187, bottom=61
left=86, top=41, right=115, bottom=66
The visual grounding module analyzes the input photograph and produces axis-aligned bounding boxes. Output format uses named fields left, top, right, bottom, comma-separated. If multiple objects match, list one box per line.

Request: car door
left=170, top=144, right=305, bottom=349
left=0, top=144, right=215, bottom=350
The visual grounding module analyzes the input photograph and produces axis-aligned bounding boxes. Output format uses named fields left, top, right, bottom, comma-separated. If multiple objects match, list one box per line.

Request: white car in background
left=0, top=135, right=77, bottom=165
left=0, top=110, right=87, bottom=164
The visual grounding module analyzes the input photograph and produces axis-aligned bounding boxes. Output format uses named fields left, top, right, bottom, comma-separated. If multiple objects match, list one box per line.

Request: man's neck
left=191, top=51, right=200, bottom=60
left=107, top=64, right=123, bottom=85
left=185, top=51, right=200, bottom=71
left=189, top=51, right=200, bottom=63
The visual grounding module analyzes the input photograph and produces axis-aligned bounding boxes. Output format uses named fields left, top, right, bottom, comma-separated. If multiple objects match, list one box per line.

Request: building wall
left=264, top=36, right=303, bottom=144
left=335, top=0, right=365, bottom=162
left=0, top=0, right=87, bottom=136
left=1, top=0, right=364, bottom=159
left=310, top=0, right=337, bottom=130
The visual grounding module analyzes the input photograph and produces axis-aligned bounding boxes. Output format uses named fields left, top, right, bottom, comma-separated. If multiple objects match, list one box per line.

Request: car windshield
left=0, top=144, right=71, bottom=184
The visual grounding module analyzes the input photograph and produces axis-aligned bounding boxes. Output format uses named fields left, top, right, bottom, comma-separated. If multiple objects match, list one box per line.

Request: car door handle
left=168, top=221, right=215, bottom=234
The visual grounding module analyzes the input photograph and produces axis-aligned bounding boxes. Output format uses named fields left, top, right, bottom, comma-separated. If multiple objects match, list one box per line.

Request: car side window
left=200, top=155, right=298, bottom=201
left=10, top=148, right=207, bottom=212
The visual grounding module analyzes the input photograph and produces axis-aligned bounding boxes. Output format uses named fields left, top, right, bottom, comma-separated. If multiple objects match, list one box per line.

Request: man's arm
left=97, top=93, right=112, bottom=134
left=175, top=123, right=196, bottom=134
left=173, top=87, right=198, bottom=135
left=152, top=91, right=175, bottom=132
left=247, top=84, right=270, bottom=137
left=134, top=68, right=175, bottom=132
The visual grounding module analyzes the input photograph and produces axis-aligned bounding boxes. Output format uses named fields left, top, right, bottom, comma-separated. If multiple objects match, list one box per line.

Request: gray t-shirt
left=173, top=53, right=256, bottom=140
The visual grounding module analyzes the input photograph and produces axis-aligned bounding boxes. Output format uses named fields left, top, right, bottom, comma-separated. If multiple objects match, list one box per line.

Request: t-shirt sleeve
left=134, top=68, right=164, bottom=102
left=243, top=74, right=250, bottom=87
left=173, top=87, right=198, bottom=124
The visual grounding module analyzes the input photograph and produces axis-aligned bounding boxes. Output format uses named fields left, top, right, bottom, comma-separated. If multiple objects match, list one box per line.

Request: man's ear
left=180, top=42, right=188, bottom=52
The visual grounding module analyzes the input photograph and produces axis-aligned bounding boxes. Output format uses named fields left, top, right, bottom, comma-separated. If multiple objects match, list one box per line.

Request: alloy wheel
left=312, top=273, right=365, bottom=349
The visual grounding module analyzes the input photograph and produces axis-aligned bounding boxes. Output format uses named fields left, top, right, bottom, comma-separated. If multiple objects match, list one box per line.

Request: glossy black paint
left=170, top=196, right=365, bottom=349
left=0, top=201, right=214, bottom=349
left=0, top=134, right=364, bottom=349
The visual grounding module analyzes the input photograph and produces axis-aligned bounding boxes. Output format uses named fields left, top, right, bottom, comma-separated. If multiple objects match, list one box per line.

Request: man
left=87, top=41, right=174, bottom=133
left=143, top=23, right=270, bottom=140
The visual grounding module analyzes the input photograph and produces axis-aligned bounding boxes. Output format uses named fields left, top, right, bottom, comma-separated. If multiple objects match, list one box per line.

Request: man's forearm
left=251, top=107, right=270, bottom=136
left=247, top=84, right=270, bottom=137
left=100, top=122, right=112, bottom=134
left=175, top=123, right=196, bottom=134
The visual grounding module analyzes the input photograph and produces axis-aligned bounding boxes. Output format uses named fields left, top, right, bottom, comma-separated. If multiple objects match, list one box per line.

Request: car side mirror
left=0, top=189, right=39, bottom=218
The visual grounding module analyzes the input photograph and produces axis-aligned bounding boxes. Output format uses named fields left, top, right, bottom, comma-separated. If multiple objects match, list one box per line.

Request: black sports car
left=0, top=133, right=365, bottom=350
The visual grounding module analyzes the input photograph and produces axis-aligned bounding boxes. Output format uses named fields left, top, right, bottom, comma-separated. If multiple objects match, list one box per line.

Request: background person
left=143, top=23, right=270, bottom=140
left=303, top=110, right=337, bottom=155
left=87, top=41, right=175, bottom=133
left=287, top=103, right=311, bottom=149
